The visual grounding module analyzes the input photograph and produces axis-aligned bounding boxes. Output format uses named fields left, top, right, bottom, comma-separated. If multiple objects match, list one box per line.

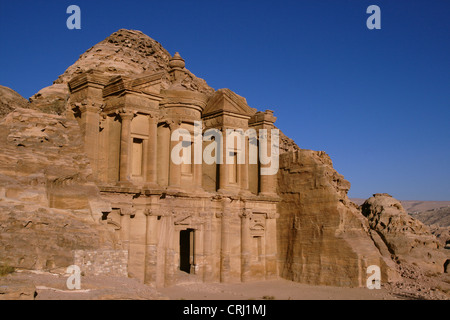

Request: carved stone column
left=218, top=128, right=229, bottom=193
left=163, top=214, right=176, bottom=287
left=119, top=111, right=134, bottom=182
left=128, top=206, right=147, bottom=282
left=76, top=103, right=100, bottom=180
left=202, top=212, right=214, bottom=282
left=146, top=114, right=158, bottom=187
left=240, top=208, right=252, bottom=282
left=259, top=129, right=278, bottom=196
left=264, top=210, right=278, bottom=280
left=249, top=110, right=278, bottom=196
left=168, top=121, right=182, bottom=190
left=193, top=127, right=203, bottom=191
left=119, top=207, right=132, bottom=252
left=144, top=205, right=159, bottom=285
left=240, top=135, right=250, bottom=194
left=219, top=199, right=233, bottom=282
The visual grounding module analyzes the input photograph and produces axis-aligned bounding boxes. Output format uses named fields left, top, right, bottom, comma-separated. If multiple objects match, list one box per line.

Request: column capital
left=144, top=208, right=162, bottom=217
left=168, top=119, right=182, bottom=131
left=119, top=207, right=134, bottom=216
left=265, top=210, right=278, bottom=219
left=148, top=113, right=158, bottom=123
left=216, top=210, right=234, bottom=219
left=239, top=208, right=253, bottom=219
left=117, top=109, right=136, bottom=120
left=73, top=101, right=102, bottom=114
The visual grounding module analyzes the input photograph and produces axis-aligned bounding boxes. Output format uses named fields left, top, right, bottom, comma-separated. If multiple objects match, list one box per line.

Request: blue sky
left=0, top=0, right=449, bottom=200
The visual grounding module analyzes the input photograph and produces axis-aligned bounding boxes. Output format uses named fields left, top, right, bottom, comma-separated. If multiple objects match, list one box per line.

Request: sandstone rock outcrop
left=361, top=193, right=449, bottom=274
left=409, top=206, right=450, bottom=250
left=29, top=29, right=214, bottom=115
left=0, top=85, right=29, bottom=118
left=407, top=205, right=450, bottom=227
left=277, top=150, right=399, bottom=286
left=0, top=108, right=118, bottom=271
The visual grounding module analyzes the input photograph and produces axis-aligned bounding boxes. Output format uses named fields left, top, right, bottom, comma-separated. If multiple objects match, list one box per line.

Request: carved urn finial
left=169, top=52, right=185, bottom=70
left=168, top=52, right=187, bottom=84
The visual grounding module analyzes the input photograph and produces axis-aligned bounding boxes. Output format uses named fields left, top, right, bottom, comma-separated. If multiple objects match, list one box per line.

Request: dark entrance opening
left=180, top=229, right=194, bottom=273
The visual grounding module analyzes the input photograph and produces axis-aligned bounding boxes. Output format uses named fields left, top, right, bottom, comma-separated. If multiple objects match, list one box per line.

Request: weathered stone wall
left=0, top=108, right=119, bottom=271
left=73, top=250, right=128, bottom=277
left=276, top=150, right=399, bottom=287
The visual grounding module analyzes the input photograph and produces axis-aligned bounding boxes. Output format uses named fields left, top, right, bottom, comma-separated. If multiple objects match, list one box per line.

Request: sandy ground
left=1, top=270, right=399, bottom=300
left=159, top=278, right=398, bottom=300
left=0, top=270, right=166, bottom=300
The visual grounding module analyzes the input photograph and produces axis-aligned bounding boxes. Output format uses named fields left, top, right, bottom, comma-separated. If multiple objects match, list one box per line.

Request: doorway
left=179, top=229, right=194, bottom=273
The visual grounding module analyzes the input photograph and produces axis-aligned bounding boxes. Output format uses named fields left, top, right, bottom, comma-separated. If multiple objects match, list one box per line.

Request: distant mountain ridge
left=352, top=198, right=450, bottom=229
left=351, top=198, right=450, bottom=213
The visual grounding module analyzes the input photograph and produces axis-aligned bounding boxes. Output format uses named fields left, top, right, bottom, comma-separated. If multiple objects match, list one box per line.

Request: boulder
left=361, top=193, right=449, bottom=274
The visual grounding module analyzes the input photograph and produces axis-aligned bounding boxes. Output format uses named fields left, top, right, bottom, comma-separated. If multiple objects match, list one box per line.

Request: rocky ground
left=1, top=270, right=398, bottom=300
left=410, top=206, right=450, bottom=227
left=4, top=268, right=448, bottom=300
left=160, top=278, right=397, bottom=300
left=0, top=270, right=166, bottom=300
left=384, top=261, right=450, bottom=300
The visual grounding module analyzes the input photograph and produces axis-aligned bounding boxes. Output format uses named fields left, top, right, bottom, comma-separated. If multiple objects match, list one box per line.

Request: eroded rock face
left=29, top=29, right=214, bottom=115
left=0, top=108, right=118, bottom=271
left=278, top=130, right=300, bottom=154
left=410, top=206, right=450, bottom=248
left=361, top=193, right=449, bottom=273
left=277, top=150, right=399, bottom=287
left=0, top=85, right=29, bottom=118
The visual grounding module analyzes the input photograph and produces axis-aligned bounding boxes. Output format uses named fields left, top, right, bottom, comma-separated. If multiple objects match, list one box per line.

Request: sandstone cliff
left=0, top=108, right=118, bottom=271
left=361, top=193, right=448, bottom=273
left=360, top=193, right=450, bottom=299
left=277, top=150, right=399, bottom=287
left=0, top=85, right=29, bottom=118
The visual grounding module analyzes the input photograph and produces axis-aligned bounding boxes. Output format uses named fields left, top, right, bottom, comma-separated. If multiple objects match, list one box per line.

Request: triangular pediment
left=130, top=71, right=164, bottom=94
left=203, top=88, right=256, bottom=118
left=103, top=72, right=164, bottom=97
